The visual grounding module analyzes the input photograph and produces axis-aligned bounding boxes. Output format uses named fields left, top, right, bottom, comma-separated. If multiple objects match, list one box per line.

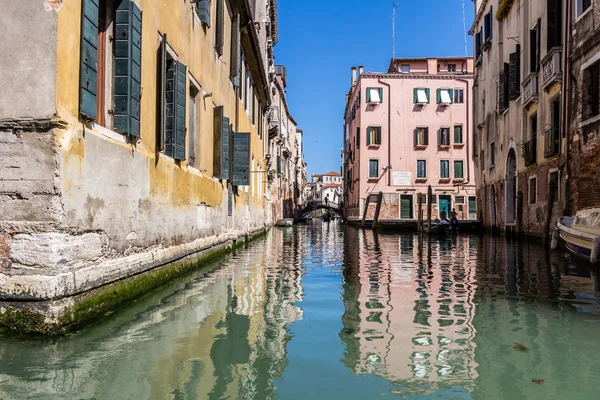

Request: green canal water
left=1, top=222, right=600, bottom=399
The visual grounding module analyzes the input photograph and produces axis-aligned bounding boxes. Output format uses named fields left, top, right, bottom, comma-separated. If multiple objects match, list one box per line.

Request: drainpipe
left=562, top=0, right=572, bottom=210
left=378, top=78, right=392, bottom=186
left=455, top=77, right=471, bottom=185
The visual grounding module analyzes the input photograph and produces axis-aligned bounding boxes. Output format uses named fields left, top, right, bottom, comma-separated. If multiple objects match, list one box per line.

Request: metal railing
left=544, top=126, right=560, bottom=158
left=524, top=134, right=537, bottom=166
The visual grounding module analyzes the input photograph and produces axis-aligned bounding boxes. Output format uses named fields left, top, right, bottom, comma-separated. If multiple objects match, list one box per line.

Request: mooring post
left=427, top=185, right=432, bottom=234
left=373, top=192, right=383, bottom=229
left=543, top=180, right=556, bottom=246
left=361, top=195, right=371, bottom=228
left=417, top=193, right=423, bottom=233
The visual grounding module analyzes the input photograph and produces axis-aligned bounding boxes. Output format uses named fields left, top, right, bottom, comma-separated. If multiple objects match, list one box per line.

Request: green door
left=439, top=195, right=451, bottom=218
left=400, top=195, right=413, bottom=219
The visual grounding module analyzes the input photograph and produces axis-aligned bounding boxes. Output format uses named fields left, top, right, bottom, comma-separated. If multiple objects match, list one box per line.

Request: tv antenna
left=392, top=0, right=401, bottom=59
left=462, top=0, right=468, bottom=56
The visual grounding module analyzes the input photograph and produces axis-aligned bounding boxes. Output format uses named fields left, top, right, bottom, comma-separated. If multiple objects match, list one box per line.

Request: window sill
left=367, top=177, right=379, bottom=182
left=580, top=114, right=600, bottom=128
left=439, top=178, right=451, bottom=183
left=453, top=143, right=465, bottom=148
left=92, top=123, right=127, bottom=144
left=438, top=145, right=451, bottom=150
left=453, top=178, right=465, bottom=183
left=415, top=177, right=427, bottom=183
left=367, top=144, right=381, bottom=149
left=414, top=145, right=428, bottom=150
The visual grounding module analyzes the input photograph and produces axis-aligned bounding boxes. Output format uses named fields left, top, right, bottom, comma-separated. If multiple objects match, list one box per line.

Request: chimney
left=351, top=66, right=357, bottom=85
left=358, top=65, right=364, bottom=78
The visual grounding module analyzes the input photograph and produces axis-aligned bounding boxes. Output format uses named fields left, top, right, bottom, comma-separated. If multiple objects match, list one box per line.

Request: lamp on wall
left=202, top=90, right=213, bottom=99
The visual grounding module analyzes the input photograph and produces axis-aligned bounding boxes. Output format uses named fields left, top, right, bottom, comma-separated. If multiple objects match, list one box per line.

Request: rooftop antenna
left=462, top=0, right=468, bottom=56
left=392, top=0, right=401, bottom=59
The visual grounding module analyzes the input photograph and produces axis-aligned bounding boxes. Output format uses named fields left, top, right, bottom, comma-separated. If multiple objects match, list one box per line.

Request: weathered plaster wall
left=0, top=1, right=57, bottom=120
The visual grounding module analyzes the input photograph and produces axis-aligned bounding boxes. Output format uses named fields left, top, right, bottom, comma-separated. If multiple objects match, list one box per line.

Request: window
left=215, top=0, right=224, bottom=56
left=526, top=113, right=538, bottom=166
left=454, top=89, right=464, bottom=103
left=366, top=87, right=383, bottom=103
left=440, top=160, right=450, bottom=179
left=509, top=45, right=521, bottom=101
left=484, top=7, right=493, bottom=42
left=454, top=161, right=464, bottom=179
left=437, top=89, right=453, bottom=104
left=356, top=126, right=360, bottom=148
left=258, top=99, right=262, bottom=140
left=230, top=14, right=240, bottom=86
left=414, top=88, right=430, bottom=104
left=480, top=150, right=485, bottom=171
left=529, top=177, right=537, bottom=204
left=366, top=126, right=382, bottom=145
left=188, top=81, right=200, bottom=167
left=369, top=159, right=379, bottom=178
left=162, top=41, right=187, bottom=160
left=584, top=61, right=600, bottom=121
left=79, top=0, right=142, bottom=137
left=530, top=21, right=540, bottom=73
left=417, top=160, right=427, bottom=178
left=414, top=127, right=429, bottom=146
left=454, top=125, right=463, bottom=144
left=447, top=64, right=457, bottom=72
left=468, top=196, right=477, bottom=215
left=195, top=0, right=211, bottom=26
left=421, top=194, right=428, bottom=204
left=245, top=67, right=251, bottom=113
left=437, top=64, right=441, bottom=72
left=213, top=106, right=231, bottom=179
left=577, top=0, right=592, bottom=17
left=455, top=196, right=465, bottom=204
left=475, top=29, right=482, bottom=59
left=549, top=171, right=560, bottom=202
left=490, top=142, right=496, bottom=167
left=401, top=64, right=410, bottom=73
left=547, top=0, right=562, bottom=50
left=439, top=127, right=450, bottom=146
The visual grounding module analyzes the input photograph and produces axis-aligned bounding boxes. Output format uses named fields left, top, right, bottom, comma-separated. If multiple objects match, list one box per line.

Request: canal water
left=1, top=222, right=599, bottom=399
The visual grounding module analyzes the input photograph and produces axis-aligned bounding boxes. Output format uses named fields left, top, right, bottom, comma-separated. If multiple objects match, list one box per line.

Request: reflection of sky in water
left=0, top=224, right=599, bottom=399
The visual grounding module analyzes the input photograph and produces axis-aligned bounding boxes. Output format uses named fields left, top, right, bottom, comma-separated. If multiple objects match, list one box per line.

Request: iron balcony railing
left=524, top=134, right=537, bottom=166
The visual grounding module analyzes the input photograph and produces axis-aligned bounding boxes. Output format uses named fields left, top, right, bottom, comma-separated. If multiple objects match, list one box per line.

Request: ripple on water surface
left=0, top=222, right=599, bottom=399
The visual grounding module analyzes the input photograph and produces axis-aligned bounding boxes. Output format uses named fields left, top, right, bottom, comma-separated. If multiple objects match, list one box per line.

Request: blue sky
left=275, top=0, right=475, bottom=177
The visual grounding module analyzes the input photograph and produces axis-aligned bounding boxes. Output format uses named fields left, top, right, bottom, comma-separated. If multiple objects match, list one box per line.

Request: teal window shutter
left=213, top=106, right=230, bottom=179
left=454, top=161, right=464, bottom=178
left=366, top=88, right=371, bottom=103
left=367, top=127, right=372, bottom=145
left=424, top=128, right=429, bottom=145
left=425, top=88, right=430, bottom=103
left=159, top=34, right=167, bottom=151
left=232, top=132, right=251, bottom=185
left=454, top=125, right=462, bottom=144
left=413, top=88, right=418, bottom=103
left=413, top=128, right=418, bottom=147
left=165, top=60, right=175, bottom=156
left=79, top=0, right=99, bottom=121
left=378, top=88, right=383, bottom=102
left=196, top=0, right=211, bottom=26
left=174, top=62, right=187, bottom=160
left=230, top=14, right=240, bottom=86
left=215, top=0, right=224, bottom=55
left=447, top=89, right=453, bottom=104
left=436, top=88, right=441, bottom=104
left=114, top=1, right=142, bottom=137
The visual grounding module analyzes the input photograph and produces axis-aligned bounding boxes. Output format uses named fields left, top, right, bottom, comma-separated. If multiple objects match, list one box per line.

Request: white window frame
left=454, top=88, right=464, bottom=104
left=576, top=0, right=593, bottom=19
left=368, top=158, right=379, bottom=179
left=447, top=63, right=457, bottom=72
left=440, top=159, right=450, bottom=179
left=416, top=159, right=427, bottom=178
left=401, top=64, right=410, bottom=73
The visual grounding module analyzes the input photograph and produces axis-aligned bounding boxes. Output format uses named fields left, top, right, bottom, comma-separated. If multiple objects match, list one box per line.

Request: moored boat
left=276, top=218, right=294, bottom=227
left=553, top=208, right=600, bottom=264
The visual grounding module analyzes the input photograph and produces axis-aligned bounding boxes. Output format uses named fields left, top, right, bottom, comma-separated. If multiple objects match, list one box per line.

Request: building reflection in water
left=341, top=229, right=478, bottom=396
left=341, top=228, right=600, bottom=398
left=0, top=228, right=307, bottom=400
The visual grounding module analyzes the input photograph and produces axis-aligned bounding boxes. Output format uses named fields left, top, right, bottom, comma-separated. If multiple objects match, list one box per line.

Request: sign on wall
left=392, top=171, right=412, bottom=186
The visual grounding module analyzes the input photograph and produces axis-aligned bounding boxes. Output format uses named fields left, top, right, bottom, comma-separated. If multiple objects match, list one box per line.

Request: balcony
left=523, top=134, right=537, bottom=167
left=522, top=73, right=539, bottom=107
left=544, top=125, right=560, bottom=158
left=541, top=47, right=562, bottom=91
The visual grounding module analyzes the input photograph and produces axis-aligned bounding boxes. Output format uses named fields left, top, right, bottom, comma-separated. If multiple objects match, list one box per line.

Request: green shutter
left=230, top=14, right=240, bottom=86
left=277, top=155, right=281, bottom=174
left=454, top=161, right=464, bottom=179
left=367, top=127, right=371, bottom=145
left=414, top=128, right=418, bottom=147
left=114, top=0, right=142, bottom=137
left=436, top=88, right=441, bottom=104
left=215, top=0, right=224, bottom=55
left=232, top=132, right=251, bottom=185
left=196, top=0, right=211, bottom=26
left=213, top=106, right=230, bottom=179
left=159, top=34, right=167, bottom=151
left=454, top=125, right=462, bottom=144
left=437, top=128, right=442, bottom=146
left=424, top=128, right=429, bottom=145
left=447, top=89, right=453, bottom=104
left=378, top=88, right=383, bottom=102
left=79, top=0, right=99, bottom=121
left=366, top=88, right=371, bottom=103
left=356, top=127, right=360, bottom=148
left=174, top=62, right=187, bottom=160
left=413, top=88, right=418, bottom=103
left=425, top=88, right=430, bottom=103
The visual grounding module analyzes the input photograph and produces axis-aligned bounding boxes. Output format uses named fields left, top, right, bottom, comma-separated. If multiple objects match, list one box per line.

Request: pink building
left=343, top=58, right=477, bottom=222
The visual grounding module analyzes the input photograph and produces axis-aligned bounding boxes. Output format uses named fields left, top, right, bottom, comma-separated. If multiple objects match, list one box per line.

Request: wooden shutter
left=173, top=62, right=186, bottom=160
left=232, top=132, right=251, bottom=185
left=367, top=127, right=372, bottom=146
left=536, top=19, right=541, bottom=72
left=489, top=6, right=493, bottom=38
left=436, top=89, right=441, bottom=104
left=413, top=128, right=418, bottom=147
left=80, top=0, right=99, bottom=121
left=547, top=0, right=561, bottom=50
left=447, top=89, right=453, bottom=103
left=413, top=88, right=418, bottom=103
left=213, top=106, right=230, bottom=179
left=366, top=89, right=371, bottom=103
left=509, top=46, right=520, bottom=101
left=230, top=15, right=240, bottom=86
left=215, top=0, right=224, bottom=55
left=425, top=88, right=430, bottom=103
left=454, top=161, right=463, bottom=178
left=454, top=125, right=462, bottom=144
left=276, top=155, right=281, bottom=174
left=376, top=127, right=381, bottom=144
left=158, top=34, right=167, bottom=151
left=196, top=0, right=211, bottom=26
left=114, top=1, right=142, bottom=137
left=424, top=128, right=429, bottom=145
left=356, top=127, right=360, bottom=148
left=377, top=88, right=383, bottom=102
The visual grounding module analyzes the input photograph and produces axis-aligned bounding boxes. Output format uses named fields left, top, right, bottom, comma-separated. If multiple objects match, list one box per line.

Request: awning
left=440, top=90, right=452, bottom=104
left=417, top=89, right=428, bottom=103
left=369, top=88, right=381, bottom=103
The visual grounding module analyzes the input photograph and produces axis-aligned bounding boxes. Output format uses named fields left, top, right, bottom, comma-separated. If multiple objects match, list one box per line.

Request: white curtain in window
left=440, top=90, right=452, bottom=104
left=417, top=89, right=428, bottom=103
left=370, top=88, right=381, bottom=103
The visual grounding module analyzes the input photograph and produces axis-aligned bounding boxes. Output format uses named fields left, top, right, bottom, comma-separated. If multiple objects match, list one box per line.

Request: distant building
left=308, top=171, right=343, bottom=206
left=343, top=59, right=477, bottom=222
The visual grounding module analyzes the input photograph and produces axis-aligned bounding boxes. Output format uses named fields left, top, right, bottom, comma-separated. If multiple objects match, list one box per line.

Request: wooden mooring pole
left=373, top=192, right=383, bottom=230
left=417, top=193, right=423, bottom=233
left=361, top=195, right=371, bottom=229
left=543, top=180, right=556, bottom=246
left=427, top=185, right=432, bottom=234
